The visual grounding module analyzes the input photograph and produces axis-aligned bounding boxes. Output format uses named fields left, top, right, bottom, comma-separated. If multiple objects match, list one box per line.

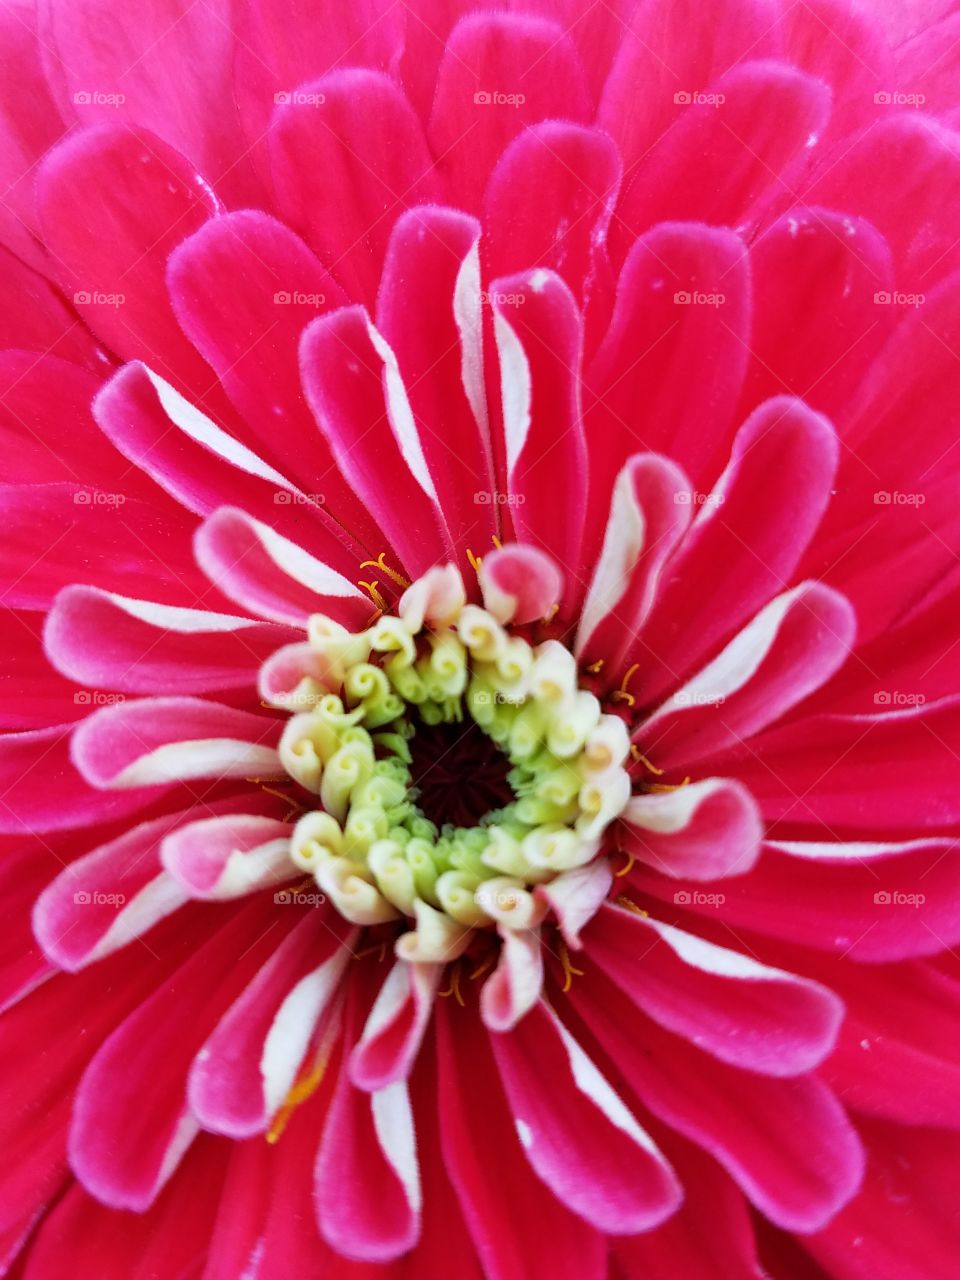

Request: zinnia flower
left=2, top=0, right=960, bottom=1275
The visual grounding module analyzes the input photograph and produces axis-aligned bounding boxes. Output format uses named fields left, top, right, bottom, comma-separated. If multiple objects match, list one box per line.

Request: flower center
left=268, top=567, right=632, bottom=961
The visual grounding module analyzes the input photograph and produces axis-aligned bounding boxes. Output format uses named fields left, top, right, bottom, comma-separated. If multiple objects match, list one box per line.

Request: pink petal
left=490, top=1001, right=681, bottom=1233
left=270, top=69, right=440, bottom=306
left=69, top=900, right=282, bottom=1210
left=194, top=505, right=369, bottom=629
left=582, top=903, right=843, bottom=1076
left=436, top=997, right=607, bottom=1280
left=638, top=582, right=856, bottom=770
left=614, top=61, right=830, bottom=259
left=39, top=0, right=258, bottom=205
left=584, top=222, right=750, bottom=527
left=161, top=813, right=294, bottom=900
left=45, top=585, right=296, bottom=694
left=620, top=777, right=763, bottom=881
left=633, top=835, right=960, bottom=962
left=478, top=543, right=564, bottom=624
left=570, top=969, right=865, bottom=1232
left=71, top=696, right=282, bottom=789
left=350, top=962, right=441, bottom=1092
left=428, top=14, right=590, bottom=211
left=722, top=695, right=960, bottom=829
left=377, top=204, right=496, bottom=561
left=482, top=122, right=620, bottom=305
left=0, top=608, right=91, bottom=730
left=628, top=396, right=839, bottom=709
left=0, top=482, right=206, bottom=610
left=576, top=453, right=693, bottom=674
left=598, top=0, right=783, bottom=173
left=189, top=912, right=354, bottom=1137
left=300, top=306, right=453, bottom=576
left=490, top=269, right=588, bottom=604
left=315, top=987, right=421, bottom=1262
left=806, top=114, right=960, bottom=284
left=0, top=723, right=161, bottom=835
left=35, top=125, right=238, bottom=418
left=738, top=207, right=894, bottom=422
left=480, top=927, right=544, bottom=1032
left=0, top=250, right=99, bottom=367
left=534, top=860, right=613, bottom=950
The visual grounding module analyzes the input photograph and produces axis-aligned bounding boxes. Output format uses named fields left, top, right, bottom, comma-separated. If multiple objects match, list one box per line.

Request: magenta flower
left=2, top=0, right=960, bottom=1275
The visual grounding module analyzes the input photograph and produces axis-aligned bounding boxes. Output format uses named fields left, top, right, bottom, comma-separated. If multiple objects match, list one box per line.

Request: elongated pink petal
left=478, top=544, right=564, bottom=625
left=350, top=962, right=441, bottom=1092
left=270, top=69, right=439, bottom=305
left=45, top=585, right=296, bottom=694
left=480, top=927, right=544, bottom=1032
left=161, top=814, right=294, bottom=900
left=489, top=1001, right=681, bottom=1234
left=189, top=912, right=354, bottom=1137
left=639, top=582, right=856, bottom=769
left=194, top=506, right=370, bottom=629
left=582, top=903, right=843, bottom=1076
left=428, top=14, right=590, bottom=210
left=71, top=696, right=282, bottom=789
left=620, top=777, right=762, bottom=881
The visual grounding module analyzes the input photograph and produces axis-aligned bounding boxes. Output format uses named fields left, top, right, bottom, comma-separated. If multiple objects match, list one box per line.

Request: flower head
left=2, top=0, right=960, bottom=1275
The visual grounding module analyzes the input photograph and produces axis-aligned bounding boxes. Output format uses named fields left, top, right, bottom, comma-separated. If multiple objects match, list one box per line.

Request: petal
left=194, top=506, right=370, bottom=629
left=582, top=903, right=843, bottom=1076
left=490, top=1001, right=681, bottom=1234
left=478, top=544, right=564, bottom=625
left=620, top=777, right=762, bottom=882
left=614, top=61, right=830, bottom=258
left=482, top=122, right=621, bottom=305
left=428, top=14, right=590, bottom=210
left=189, top=912, right=354, bottom=1137
left=300, top=306, right=453, bottom=576
left=160, top=814, right=294, bottom=900
left=638, top=582, right=856, bottom=769
left=491, top=269, right=588, bottom=603
left=71, top=696, right=282, bottom=788
left=377, top=204, right=496, bottom=560
left=576, top=454, right=692, bottom=673
left=270, top=69, right=440, bottom=306
left=480, top=927, right=544, bottom=1032
left=436, top=997, right=607, bottom=1280
left=627, top=397, right=840, bottom=709
left=350, top=962, right=442, bottom=1092
left=45, top=585, right=296, bottom=694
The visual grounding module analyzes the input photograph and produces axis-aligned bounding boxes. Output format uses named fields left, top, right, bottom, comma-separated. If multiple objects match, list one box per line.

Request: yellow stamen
left=558, top=936, right=584, bottom=993
left=358, top=579, right=388, bottom=612
left=359, top=552, right=411, bottom=589
left=354, top=940, right=388, bottom=963
left=648, top=776, right=692, bottom=793
left=586, top=658, right=605, bottom=674
left=629, top=746, right=664, bottom=776
left=438, top=959, right=465, bottom=1006
left=266, top=1017, right=339, bottom=1144
left=542, top=603, right=560, bottom=623
left=615, top=893, right=649, bottom=918
left=614, top=850, right=636, bottom=878
left=466, top=547, right=483, bottom=575
left=611, top=663, right=639, bottom=707
left=468, top=954, right=495, bottom=981
left=491, top=534, right=503, bottom=550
